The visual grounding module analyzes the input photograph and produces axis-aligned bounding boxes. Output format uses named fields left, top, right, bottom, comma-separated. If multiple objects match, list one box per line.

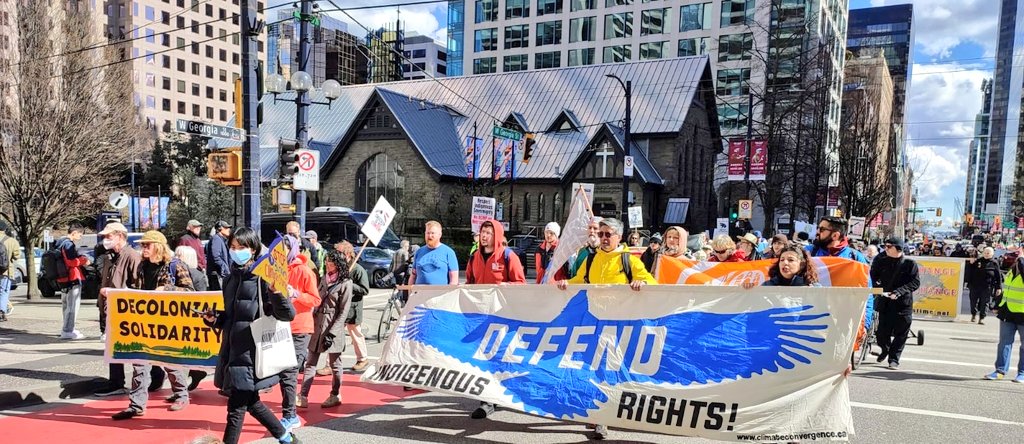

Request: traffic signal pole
left=294, top=0, right=313, bottom=233
left=240, top=0, right=262, bottom=234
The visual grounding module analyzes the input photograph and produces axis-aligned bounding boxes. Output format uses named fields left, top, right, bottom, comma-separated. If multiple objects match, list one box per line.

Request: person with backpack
left=555, top=217, right=655, bottom=440
left=54, top=224, right=90, bottom=339
left=464, top=218, right=526, bottom=420
left=0, top=229, right=21, bottom=322
left=111, top=230, right=195, bottom=419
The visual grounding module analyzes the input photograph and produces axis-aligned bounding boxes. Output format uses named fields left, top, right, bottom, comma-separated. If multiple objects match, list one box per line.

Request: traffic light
left=729, top=204, right=739, bottom=221
left=935, top=207, right=942, bottom=217
left=522, top=133, right=536, bottom=164
left=280, top=138, right=299, bottom=180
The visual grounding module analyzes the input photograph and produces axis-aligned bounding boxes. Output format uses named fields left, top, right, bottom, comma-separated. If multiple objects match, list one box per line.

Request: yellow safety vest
left=1001, top=271, right=1024, bottom=314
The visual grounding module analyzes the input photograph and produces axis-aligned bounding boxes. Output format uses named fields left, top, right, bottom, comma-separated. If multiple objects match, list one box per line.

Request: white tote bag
left=250, top=287, right=297, bottom=379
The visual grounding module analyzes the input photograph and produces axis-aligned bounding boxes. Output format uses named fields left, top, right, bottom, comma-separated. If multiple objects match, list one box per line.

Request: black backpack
left=41, top=241, right=69, bottom=281
left=0, top=236, right=9, bottom=275
left=583, top=250, right=633, bottom=284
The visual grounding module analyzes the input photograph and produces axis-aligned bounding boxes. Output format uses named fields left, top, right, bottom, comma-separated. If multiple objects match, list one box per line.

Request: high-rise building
left=403, top=33, right=448, bottom=80
left=366, top=21, right=405, bottom=83
left=841, top=49, right=893, bottom=183
left=985, top=0, right=1024, bottom=219
left=102, top=0, right=266, bottom=133
left=965, top=79, right=994, bottom=216
left=266, top=7, right=368, bottom=86
left=847, top=4, right=913, bottom=129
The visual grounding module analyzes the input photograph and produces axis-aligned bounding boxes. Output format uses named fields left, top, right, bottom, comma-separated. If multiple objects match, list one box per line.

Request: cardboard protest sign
left=105, top=289, right=223, bottom=368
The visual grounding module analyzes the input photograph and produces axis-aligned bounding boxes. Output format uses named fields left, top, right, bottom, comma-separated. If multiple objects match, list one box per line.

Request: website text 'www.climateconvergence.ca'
left=736, top=430, right=848, bottom=441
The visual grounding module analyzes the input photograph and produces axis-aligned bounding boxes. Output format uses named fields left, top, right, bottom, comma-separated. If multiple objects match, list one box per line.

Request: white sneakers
left=59, top=330, right=85, bottom=340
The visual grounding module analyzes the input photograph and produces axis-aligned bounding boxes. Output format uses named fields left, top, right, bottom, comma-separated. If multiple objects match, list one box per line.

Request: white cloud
left=268, top=0, right=449, bottom=45
left=868, top=0, right=999, bottom=58
left=907, top=144, right=966, bottom=202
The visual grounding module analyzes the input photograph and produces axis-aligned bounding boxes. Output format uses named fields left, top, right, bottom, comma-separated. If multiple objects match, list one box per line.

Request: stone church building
left=229, top=57, right=723, bottom=236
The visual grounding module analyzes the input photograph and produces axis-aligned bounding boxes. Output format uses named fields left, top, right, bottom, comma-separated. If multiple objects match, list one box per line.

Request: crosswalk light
left=280, top=139, right=299, bottom=180
left=522, top=133, right=536, bottom=164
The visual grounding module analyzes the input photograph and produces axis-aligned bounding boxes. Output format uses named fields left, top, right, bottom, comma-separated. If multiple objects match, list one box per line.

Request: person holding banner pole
left=568, top=218, right=602, bottom=279
left=201, top=228, right=298, bottom=444
left=112, top=230, right=194, bottom=419
left=277, top=235, right=322, bottom=433
left=534, top=222, right=566, bottom=284
left=300, top=250, right=354, bottom=408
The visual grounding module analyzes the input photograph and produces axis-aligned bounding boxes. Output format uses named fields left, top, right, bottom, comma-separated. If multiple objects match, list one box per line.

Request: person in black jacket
left=201, top=227, right=298, bottom=444
left=640, top=234, right=662, bottom=274
left=204, top=221, right=232, bottom=291
left=967, top=246, right=1002, bottom=324
left=870, top=238, right=921, bottom=370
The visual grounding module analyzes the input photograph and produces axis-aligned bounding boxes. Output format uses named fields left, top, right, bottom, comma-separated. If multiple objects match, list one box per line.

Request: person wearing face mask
left=299, top=250, right=353, bottom=409
left=277, top=234, right=322, bottom=433
left=806, top=217, right=868, bottom=264
left=535, top=222, right=566, bottom=283
left=967, top=246, right=1002, bottom=324
left=568, top=217, right=602, bottom=279
left=870, top=238, right=921, bottom=370
left=201, top=227, right=298, bottom=444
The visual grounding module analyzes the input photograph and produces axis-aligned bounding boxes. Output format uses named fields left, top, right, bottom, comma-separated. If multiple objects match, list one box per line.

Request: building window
left=162, top=76, right=171, bottom=90
left=191, top=62, right=200, bottom=76
left=356, top=153, right=405, bottom=214
left=538, top=0, right=563, bottom=16
left=536, top=21, right=562, bottom=46
left=413, top=49, right=427, bottom=58
left=177, top=101, right=186, bottom=114
left=553, top=192, right=562, bottom=221
left=603, top=45, right=631, bottom=63
left=523, top=193, right=531, bottom=221
left=640, top=41, right=668, bottom=59
left=207, top=106, right=214, bottom=119
left=680, top=3, right=712, bottom=31
left=538, top=193, right=547, bottom=221
left=535, top=51, right=561, bottom=69
left=506, top=0, right=529, bottom=18
left=604, top=12, right=632, bottom=39
left=475, top=0, right=498, bottom=23
left=641, top=8, right=669, bottom=35
left=678, top=37, right=709, bottom=56
left=605, top=0, right=632, bottom=6
left=473, top=57, right=497, bottom=74
left=568, top=48, right=595, bottom=66
left=162, top=99, right=171, bottom=111
left=192, top=83, right=200, bottom=96
left=220, top=110, right=228, bottom=121
left=504, top=54, right=529, bottom=72
left=718, top=102, right=749, bottom=132
left=206, top=86, right=214, bottom=99
left=145, top=28, right=155, bottom=43
left=720, top=0, right=754, bottom=27
left=145, top=6, right=154, bottom=20
left=474, top=28, right=498, bottom=51
left=716, top=68, right=750, bottom=96
left=569, top=16, right=596, bottom=43
left=571, top=0, right=596, bottom=12
left=718, top=32, right=753, bottom=61
left=192, top=104, right=200, bottom=117
left=504, top=24, right=529, bottom=49
left=177, top=80, right=186, bottom=93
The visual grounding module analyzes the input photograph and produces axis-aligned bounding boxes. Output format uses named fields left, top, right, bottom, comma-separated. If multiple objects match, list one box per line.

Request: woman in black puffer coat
left=202, top=228, right=297, bottom=444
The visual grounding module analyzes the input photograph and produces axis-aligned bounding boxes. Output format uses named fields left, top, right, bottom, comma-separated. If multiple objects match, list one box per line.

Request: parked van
left=261, top=206, right=402, bottom=252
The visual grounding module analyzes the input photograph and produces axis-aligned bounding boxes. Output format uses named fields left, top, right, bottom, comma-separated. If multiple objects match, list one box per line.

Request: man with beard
left=806, top=216, right=868, bottom=264
left=567, top=217, right=602, bottom=279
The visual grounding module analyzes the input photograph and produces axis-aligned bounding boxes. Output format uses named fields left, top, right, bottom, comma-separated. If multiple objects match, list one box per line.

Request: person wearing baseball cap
left=641, top=234, right=662, bottom=273
left=179, top=220, right=206, bottom=271
left=205, top=221, right=232, bottom=291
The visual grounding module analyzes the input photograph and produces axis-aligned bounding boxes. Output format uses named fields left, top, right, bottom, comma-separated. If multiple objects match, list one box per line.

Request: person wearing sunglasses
left=869, top=238, right=921, bottom=370
left=707, top=234, right=747, bottom=262
left=806, top=216, right=868, bottom=264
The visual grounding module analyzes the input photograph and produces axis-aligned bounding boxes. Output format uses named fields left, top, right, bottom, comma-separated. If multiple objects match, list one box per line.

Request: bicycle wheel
left=377, top=298, right=395, bottom=343
left=853, top=330, right=870, bottom=370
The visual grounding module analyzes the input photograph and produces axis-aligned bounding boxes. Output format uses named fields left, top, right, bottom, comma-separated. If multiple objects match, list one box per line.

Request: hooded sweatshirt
left=287, top=254, right=322, bottom=334
left=535, top=240, right=568, bottom=283
left=465, top=219, right=526, bottom=284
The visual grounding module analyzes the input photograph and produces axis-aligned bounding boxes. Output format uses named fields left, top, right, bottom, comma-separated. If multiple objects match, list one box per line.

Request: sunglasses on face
left=597, top=232, right=617, bottom=238
left=714, top=249, right=728, bottom=254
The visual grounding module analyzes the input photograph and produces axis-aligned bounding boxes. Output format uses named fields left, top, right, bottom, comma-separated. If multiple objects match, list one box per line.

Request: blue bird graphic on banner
left=396, top=291, right=830, bottom=418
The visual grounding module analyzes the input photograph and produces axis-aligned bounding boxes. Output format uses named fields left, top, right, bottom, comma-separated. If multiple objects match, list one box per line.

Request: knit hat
left=649, top=234, right=663, bottom=245
left=544, top=222, right=561, bottom=238
left=885, top=237, right=905, bottom=251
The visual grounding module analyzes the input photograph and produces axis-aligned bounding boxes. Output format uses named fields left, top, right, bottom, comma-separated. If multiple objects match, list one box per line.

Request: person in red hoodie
left=57, top=224, right=91, bottom=339
left=465, top=219, right=526, bottom=285
left=277, top=234, right=322, bottom=434
left=534, top=222, right=568, bottom=283
left=464, top=218, right=524, bottom=420
left=707, top=234, right=748, bottom=262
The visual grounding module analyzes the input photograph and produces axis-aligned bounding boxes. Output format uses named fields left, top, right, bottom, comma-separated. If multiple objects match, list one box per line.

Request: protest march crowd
left=15, top=194, right=1024, bottom=444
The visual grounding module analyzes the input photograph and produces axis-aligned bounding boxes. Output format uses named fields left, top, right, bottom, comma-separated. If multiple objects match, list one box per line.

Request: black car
left=262, top=206, right=402, bottom=251
left=354, top=246, right=395, bottom=288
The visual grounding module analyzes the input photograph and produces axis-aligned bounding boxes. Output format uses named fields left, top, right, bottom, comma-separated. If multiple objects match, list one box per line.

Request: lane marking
left=851, top=402, right=1024, bottom=426
left=900, top=357, right=992, bottom=368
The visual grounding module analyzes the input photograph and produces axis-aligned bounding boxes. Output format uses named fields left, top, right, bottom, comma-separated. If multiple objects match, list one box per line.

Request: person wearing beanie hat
left=535, top=222, right=567, bottom=283
left=869, top=237, right=920, bottom=370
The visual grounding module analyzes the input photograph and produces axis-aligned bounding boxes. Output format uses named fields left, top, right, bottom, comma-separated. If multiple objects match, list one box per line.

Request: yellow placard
left=105, top=289, right=224, bottom=368
left=912, top=257, right=965, bottom=321
left=252, top=235, right=289, bottom=295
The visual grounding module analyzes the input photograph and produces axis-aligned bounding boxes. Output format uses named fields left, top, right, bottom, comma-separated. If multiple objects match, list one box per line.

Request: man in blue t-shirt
left=410, top=220, right=459, bottom=285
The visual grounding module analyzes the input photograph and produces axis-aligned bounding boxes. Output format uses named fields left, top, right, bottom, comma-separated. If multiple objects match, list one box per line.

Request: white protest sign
left=471, top=196, right=496, bottom=233
left=360, top=196, right=396, bottom=246
left=714, top=217, right=729, bottom=238
left=847, top=216, right=866, bottom=240
left=627, top=206, right=643, bottom=228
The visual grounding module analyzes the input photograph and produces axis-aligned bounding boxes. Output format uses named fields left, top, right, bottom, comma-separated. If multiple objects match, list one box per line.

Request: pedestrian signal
left=207, top=150, right=242, bottom=186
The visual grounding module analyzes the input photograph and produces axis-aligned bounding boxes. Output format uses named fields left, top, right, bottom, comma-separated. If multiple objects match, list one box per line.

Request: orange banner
left=655, top=256, right=870, bottom=288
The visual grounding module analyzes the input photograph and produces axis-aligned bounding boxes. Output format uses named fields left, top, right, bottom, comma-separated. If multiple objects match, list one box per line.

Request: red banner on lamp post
left=728, top=139, right=746, bottom=181
left=749, top=140, right=768, bottom=180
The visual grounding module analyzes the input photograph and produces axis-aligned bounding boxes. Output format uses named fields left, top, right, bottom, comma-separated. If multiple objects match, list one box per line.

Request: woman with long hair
left=201, top=228, right=298, bottom=444
left=762, top=245, right=818, bottom=286
left=299, top=250, right=353, bottom=408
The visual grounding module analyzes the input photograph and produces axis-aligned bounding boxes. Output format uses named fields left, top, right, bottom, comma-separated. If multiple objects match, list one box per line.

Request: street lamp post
left=606, top=74, right=632, bottom=231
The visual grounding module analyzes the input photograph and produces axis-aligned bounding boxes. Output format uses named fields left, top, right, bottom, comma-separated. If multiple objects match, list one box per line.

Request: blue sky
left=286, top=0, right=996, bottom=225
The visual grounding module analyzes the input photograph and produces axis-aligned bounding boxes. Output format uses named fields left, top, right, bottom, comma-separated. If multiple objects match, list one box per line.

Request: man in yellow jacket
left=554, top=217, right=655, bottom=440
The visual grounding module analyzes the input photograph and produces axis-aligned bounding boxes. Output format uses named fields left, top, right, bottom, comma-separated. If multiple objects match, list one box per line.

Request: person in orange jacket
left=278, top=234, right=322, bottom=434
left=464, top=218, right=524, bottom=420
left=465, top=219, right=526, bottom=285
left=535, top=222, right=568, bottom=284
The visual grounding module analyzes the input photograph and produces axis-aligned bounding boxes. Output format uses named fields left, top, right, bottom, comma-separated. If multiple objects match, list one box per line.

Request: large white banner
left=362, top=285, right=867, bottom=442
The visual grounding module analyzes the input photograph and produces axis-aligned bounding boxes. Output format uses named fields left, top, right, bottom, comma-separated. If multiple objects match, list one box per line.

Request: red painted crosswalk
left=2, top=375, right=416, bottom=443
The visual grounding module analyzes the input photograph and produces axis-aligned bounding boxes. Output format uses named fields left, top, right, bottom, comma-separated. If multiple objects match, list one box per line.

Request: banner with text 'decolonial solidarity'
left=362, top=285, right=866, bottom=442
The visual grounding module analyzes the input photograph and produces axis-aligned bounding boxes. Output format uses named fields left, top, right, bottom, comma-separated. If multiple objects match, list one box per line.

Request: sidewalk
left=0, top=286, right=110, bottom=409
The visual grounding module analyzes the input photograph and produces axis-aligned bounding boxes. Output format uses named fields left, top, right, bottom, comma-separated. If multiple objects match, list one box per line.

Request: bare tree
left=0, top=1, right=149, bottom=298
left=836, top=78, right=894, bottom=222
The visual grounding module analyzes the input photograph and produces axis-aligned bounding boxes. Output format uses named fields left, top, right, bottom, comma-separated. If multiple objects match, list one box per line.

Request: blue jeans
left=0, top=276, right=10, bottom=314
left=995, top=320, right=1024, bottom=376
